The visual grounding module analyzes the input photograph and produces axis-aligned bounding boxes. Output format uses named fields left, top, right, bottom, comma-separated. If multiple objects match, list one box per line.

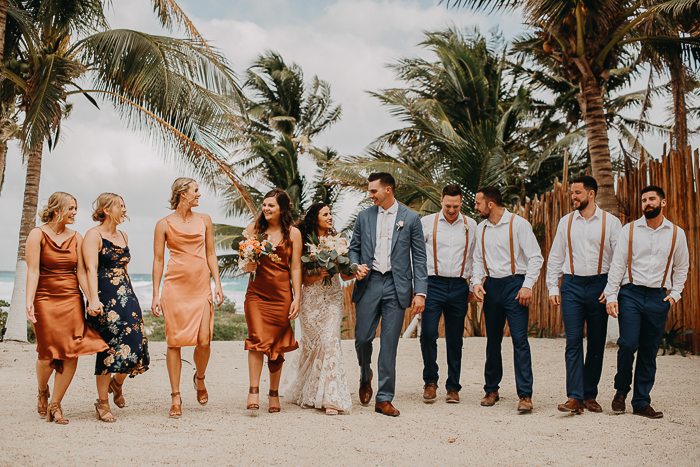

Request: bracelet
left=305, top=268, right=322, bottom=276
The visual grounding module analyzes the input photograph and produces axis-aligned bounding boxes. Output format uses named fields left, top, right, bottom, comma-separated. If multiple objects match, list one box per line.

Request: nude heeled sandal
left=46, top=402, right=69, bottom=425
left=268, top=390, right=281, bottom=413
left=37, top=387, right=50, bottom=417
left=247, top=386, right=259, bottom=410
left=95, top=399, right=117, bottom=423
left=193, top=372, right=208, bottom=406
left=169, top=392, right=182, bottom=418
left=109, top=377, right=125, bottom=408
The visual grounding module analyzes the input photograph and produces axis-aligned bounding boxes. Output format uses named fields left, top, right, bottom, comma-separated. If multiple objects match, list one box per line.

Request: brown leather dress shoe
left=517, top=397, right=533, bottom=412
left=359, top=370, right=373, bottom=406
left=375, top=401, right=400, bottom=417
left=481, top=391, right=500, bottom=406
left=611, top=393, right=626, bottom=414
left=423, top=383, right=437, bottom=402
left=446, top=390, right=460, bottom=404
left=583, top=399, right=603, bottom=413
left=558, top=398, right=584, bottom=414
left=633, top=405, right=663, bottom=419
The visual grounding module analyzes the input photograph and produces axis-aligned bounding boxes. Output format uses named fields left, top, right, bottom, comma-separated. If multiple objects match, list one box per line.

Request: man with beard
left=547, top=176, right=622, bottom=414
left=472, top=186, right=543, bottom=412
left=604, top=186, right=689, bottom=419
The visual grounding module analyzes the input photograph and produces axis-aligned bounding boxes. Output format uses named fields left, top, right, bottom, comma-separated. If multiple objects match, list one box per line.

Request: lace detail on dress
left=281, top=274, right=352, bottom=413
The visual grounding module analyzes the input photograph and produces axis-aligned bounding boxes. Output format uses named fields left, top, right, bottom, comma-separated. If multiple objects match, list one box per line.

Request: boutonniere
left=463, top=223, right=469, bottom=232
left=396, top=220, right=404, bottom=231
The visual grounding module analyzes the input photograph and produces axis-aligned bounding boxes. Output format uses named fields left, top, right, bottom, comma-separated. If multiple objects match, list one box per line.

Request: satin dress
left=244, top=240, right=298, bottom=372
left=161, top=216, right=213, bottom=347
left=32, top=230, right=107, bottom=372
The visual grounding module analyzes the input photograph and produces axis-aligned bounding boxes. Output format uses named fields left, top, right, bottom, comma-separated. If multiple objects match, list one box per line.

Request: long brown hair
left=254, top=189, right=293, bottom=244
left=297, top=202, right=335, bottom=252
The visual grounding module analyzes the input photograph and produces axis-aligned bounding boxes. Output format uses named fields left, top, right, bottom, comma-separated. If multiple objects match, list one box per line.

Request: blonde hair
left=40, top=192, right=76, bottom=223
left=92, top=193, right=129, bottom=223
left=169, top=177, right=196, bottom=209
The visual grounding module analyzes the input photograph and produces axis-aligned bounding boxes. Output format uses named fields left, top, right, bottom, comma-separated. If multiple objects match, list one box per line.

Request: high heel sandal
left=193, top=372, right=208, bottom=406
left=94, top=399, right=117, bottom=423
left=268, top=390, right=281, bottom=413
left=46, top=402, right=69, bottom=425
left=247, top=386, right=259, bottom=410
left=109, top=376, right=126, bottom=408
left=325, top=408, right=339, bottom=416
left=37, top=387, right=50, bottom=417
left=169, top=392, right=182, bottom=418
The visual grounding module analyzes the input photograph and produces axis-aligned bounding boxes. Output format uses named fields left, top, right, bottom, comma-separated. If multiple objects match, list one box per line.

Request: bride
left=282, top=203, right=354, bottom=415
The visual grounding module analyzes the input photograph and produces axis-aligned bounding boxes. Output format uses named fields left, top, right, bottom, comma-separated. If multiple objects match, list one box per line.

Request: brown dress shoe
left=517, top=397, right=533, bottom=412
left=583, top=399, right=603, bottom=413
left=359, top=370, right=373, bottom=406
left=633, top=405, right=663, bottom=419
left=375, top=401, right=400, bottom=417
left=423, top=383, right=437, bottom=402
left=481, top=391, right=500, bottom=406
left=611, top=393, right=626, bottom=414
left=446, top=390, right=459, bottom=403
left=558, top=398, right=584, bottom=414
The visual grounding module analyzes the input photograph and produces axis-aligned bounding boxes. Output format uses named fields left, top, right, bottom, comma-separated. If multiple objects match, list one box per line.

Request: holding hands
left=87, top=298, right=103, bottom=317
left=354, top=264, right=369, bottom=281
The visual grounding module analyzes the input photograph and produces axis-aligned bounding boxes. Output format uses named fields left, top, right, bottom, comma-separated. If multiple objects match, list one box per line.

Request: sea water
left=0, top=270, right=248, bottom=313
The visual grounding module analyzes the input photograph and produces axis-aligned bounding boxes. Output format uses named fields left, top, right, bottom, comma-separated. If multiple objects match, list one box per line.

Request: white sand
left=1, top=338, right=698, bottom=466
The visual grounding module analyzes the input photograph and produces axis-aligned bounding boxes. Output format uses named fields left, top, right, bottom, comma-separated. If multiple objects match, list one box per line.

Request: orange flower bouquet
left=236, top=232, right=280, bottom=281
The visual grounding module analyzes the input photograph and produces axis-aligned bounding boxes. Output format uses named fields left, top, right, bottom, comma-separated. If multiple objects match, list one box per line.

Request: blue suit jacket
left=349, top=203, right=428, bottom=309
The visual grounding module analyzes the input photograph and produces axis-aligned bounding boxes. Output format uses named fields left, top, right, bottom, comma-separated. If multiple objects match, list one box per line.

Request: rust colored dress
left=244, top=240, right=298, bottom=372
left=161, top=216, right=213, bottom=347
left=33, top=230, right=107, bottom=372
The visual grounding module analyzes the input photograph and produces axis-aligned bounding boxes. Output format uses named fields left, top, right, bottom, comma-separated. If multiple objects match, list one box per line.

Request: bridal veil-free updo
left=92, top=193, right=129, bottom=223
left=169, top=177, right=197, bottom=209
left=40, top=192, right=76, bottom=223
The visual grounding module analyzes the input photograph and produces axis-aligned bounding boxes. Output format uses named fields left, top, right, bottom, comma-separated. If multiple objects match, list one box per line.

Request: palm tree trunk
left=0, top=0, right=7, bottom=59
left=580, top=75, right=618, bottom=216
left=669, top=57, right=688, bottom=151
left=5, top=145, right=43, bottom=342
left=0, top=144, right=6, bottom=193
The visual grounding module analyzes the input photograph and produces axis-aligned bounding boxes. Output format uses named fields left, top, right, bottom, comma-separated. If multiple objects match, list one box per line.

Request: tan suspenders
left=566, top=210, right=607, bottom=276
left=432, top=213, right=469, bottom=277
left=627, top=221, right=678, bottom=287
left=481, top=213, right=515, bottom=277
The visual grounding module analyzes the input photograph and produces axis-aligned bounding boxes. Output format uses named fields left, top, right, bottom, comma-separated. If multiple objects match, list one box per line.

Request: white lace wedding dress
left=281, top=274, right=352, bottom=413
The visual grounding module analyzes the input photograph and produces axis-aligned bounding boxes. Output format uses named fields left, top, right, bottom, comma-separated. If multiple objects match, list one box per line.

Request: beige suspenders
left=626, top=221, right=678, bottom=287
left=481, top=213, right=515, bottom=277
left=433, top=213, right=470, bottom=277
left=566, top=210, right=607, bottom=276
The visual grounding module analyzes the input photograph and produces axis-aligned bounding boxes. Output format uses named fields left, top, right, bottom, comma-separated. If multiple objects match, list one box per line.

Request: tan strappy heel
left=46, top=402, right=69, bottom=425
left=95, top=399, right=117, bottom=423
left=109, top=377, right=125, bottom=408
left=269, top=390, right=281, bottom=413
left=37, top=387, right=50, bottom=417
left=193, top=372, right=208, bottom=406
left=169, top=392, right=182, bottom=418
left=247, top=386, right=259, bottom=410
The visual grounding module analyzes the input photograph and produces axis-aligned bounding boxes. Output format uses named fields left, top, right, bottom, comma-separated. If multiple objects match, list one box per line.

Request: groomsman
left=419, top=185, right=477, bottom=404
left=604, top=186, right=689, bottom=419
left=472, top=186, right=543, bottom=412
left=547, top=176, right=622, bottom=414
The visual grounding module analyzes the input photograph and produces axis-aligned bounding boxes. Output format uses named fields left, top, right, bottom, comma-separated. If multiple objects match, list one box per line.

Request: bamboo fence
left=341, top=145, right=699, bottom=350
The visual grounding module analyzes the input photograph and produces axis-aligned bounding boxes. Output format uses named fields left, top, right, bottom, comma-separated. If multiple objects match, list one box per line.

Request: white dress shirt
left=604, top=216, right=689, bottom=304
left=421, top=210, right=477, bottom=279
left=471, top=209, right=543, bottom=289
left=547, top=206, right=622, bottom=296
left=372, top=199, right=399, bottom=272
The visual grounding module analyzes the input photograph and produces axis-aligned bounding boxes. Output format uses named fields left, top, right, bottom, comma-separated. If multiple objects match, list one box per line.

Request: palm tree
left=2, top=0, right=250, bottom=341
left=443, top=0, right=700, bottom=214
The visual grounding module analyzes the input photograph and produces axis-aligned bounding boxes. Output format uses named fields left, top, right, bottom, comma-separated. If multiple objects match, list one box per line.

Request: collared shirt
left=471, top=209, right=543, bottom=289
left=372, top=199, right=399, bottom=272
left=604, top=216, right=689, bottom=304
left=547, top=206, right=622, bottom=296
left=421, top=210, right=477, bottom=280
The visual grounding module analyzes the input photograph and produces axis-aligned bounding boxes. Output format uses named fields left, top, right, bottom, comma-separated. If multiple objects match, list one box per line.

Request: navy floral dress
left=88, top=234, right=149, bottom=376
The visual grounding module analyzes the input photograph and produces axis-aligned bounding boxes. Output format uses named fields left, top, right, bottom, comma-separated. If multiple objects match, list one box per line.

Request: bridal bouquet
left=237, top=232, right=280, bottom=281
left=302, top=233, right=358, bottom=286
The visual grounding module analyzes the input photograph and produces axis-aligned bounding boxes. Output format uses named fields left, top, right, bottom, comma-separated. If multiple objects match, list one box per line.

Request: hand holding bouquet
left=236, top=232, right=280, bottom=281
left=302, top=233, right=358, bottom=286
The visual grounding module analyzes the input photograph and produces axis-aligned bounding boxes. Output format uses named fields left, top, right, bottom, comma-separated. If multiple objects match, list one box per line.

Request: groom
left=349, top=172, right=428, bottom=416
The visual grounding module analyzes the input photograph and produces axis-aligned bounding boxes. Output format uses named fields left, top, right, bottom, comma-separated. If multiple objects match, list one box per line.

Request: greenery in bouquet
left=233, top=232, right=280, bottom=281
left=302, top=233, right=358, bottom=285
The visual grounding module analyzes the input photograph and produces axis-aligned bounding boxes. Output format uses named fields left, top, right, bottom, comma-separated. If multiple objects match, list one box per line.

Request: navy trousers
left=615, top=284, right=671, bottom=411
left=420, top=276, right=470, bottom=391
left=482, top=275, right=533, bottom=398
left=560, top=274, right=609, bottom=403
left=354, top=270, right=405, bottom=403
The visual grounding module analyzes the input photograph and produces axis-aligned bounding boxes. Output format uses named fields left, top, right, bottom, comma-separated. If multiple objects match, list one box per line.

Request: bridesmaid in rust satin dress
left=152, top=178, right=224, bottom=418
left=241, top=189, right=302, bottom=413
left=25, top=192, right=107, bottom=424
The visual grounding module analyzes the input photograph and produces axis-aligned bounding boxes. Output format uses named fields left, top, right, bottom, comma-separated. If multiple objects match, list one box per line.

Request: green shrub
left=0, top=300, right=10, bottom=307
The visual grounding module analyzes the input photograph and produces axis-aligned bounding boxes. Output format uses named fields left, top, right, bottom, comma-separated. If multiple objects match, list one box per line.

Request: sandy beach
left=1, top=337, right=698, bottom=466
